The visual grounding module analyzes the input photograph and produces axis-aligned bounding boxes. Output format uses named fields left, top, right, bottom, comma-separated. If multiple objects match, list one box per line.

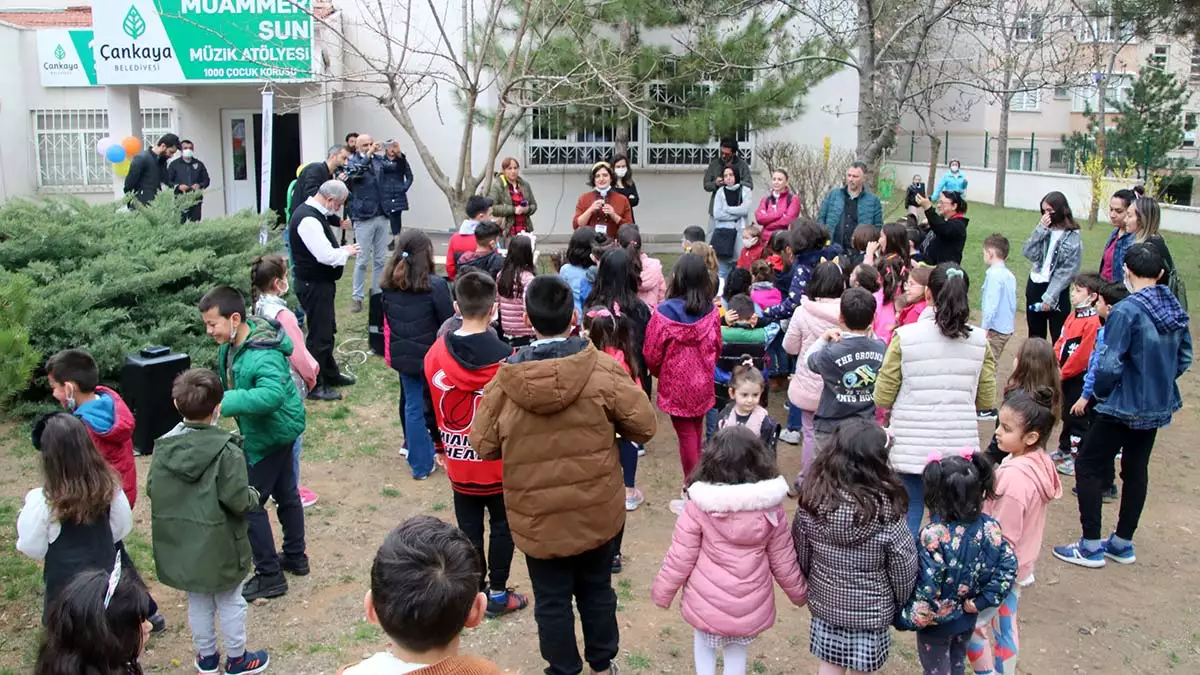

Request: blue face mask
left=596, top=186, right=610, bottom=197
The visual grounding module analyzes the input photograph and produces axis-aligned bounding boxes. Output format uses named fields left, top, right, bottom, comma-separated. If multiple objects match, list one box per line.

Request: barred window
left=526, top=81, right=752, bottom=169
left=32, top=108, right=175, bottom=190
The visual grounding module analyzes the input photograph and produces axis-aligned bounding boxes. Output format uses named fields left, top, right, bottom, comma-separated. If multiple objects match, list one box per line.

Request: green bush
left=0, top=192, right=272, bottom=398
left=0, top=270, right=40, bottom=406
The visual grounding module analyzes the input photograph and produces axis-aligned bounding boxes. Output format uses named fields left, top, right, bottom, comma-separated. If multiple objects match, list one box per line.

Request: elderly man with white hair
left=289, top=179, right=361, bottom=401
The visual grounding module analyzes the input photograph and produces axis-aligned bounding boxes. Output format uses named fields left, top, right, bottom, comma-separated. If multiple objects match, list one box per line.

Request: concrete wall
left=887, top=159, right=1200, bottom=235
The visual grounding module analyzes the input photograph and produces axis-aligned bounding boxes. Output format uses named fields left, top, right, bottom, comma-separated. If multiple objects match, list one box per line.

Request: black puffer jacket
left=382, top=276, right=455, bottom=374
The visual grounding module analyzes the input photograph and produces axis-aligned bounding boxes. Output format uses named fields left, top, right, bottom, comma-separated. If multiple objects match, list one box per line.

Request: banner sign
left=37, top=29, right=99, bottom=87
left=90, top=0, right=315, bottom=84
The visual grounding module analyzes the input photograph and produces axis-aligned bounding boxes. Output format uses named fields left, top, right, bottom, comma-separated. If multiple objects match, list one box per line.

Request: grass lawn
left=0, top=202, right=1195, bottom=672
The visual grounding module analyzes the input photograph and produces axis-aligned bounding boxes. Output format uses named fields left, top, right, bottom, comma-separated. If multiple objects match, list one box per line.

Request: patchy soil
left=2, top=294, right=1199, bottom=675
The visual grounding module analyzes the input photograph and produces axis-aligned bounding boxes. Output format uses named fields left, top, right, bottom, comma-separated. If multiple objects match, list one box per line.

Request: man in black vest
left=288, top=179, right=360, bottom=401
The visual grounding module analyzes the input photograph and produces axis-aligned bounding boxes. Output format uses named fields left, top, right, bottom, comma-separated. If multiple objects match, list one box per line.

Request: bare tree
left=903, top=52, right=981, bottom=192
left=951, top=0, right=1084, bottom=205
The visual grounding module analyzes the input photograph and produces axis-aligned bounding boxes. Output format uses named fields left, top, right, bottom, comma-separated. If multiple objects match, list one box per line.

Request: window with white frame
left=33, top=108, right=174, bottom=190
left=1074, top=13, right=1134, bottom=43
left=1009, top=89, right=1041, bottom=112
left=1151, top=45, right=1169, bottom=69
left=1008, top=148, right=1038, bottom=171
left=1053, top=86, right=1071, bottom=99
left=1191, top=46, right=1200, bottom=81
left=525, top=81, right=753, bottom=168
left=1049, top=148, right=1068, bottom=167
left=1014, top=12, right=1044, bottom=42
left=1071, top=74, right=1133, bottom=112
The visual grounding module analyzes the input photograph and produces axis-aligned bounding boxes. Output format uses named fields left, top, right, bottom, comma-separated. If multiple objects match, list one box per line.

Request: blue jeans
left=399, top=373, right=435, bottom=478
left=704, top=407, right=719, bottom=440
left=786, top=402, right=804, bottom=430
left=901, top=473, right=925, bottom=536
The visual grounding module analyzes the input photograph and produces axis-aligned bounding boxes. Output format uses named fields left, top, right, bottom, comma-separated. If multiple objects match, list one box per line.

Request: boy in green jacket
left=199, top=285, right=308, bottom=603
left=149, top=368, right=269, bottom=674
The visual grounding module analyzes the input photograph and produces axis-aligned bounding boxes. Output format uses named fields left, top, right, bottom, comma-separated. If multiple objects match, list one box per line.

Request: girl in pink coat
left=652, top=426, right=808, bottom=675
left=619, top=225, right=667, bottom=307
left=781, top=262, right=844, bottom=476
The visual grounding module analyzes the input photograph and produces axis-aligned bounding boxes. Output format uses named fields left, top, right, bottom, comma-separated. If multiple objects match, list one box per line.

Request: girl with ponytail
left=619, top=224, right=667, bottom=307
left=874, top=263, right=997, bottom=536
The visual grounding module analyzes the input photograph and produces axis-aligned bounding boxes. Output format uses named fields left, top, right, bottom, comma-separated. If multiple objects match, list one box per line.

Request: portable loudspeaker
left=120, top=346, right=190, bottom=455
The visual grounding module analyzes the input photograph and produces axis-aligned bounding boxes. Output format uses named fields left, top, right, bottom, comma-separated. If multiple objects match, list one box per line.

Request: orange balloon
left=121, top=136, right=142, bottom=156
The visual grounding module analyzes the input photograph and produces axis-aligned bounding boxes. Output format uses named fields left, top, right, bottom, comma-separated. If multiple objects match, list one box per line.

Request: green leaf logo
left=122, top=6, right=146, bottom=40
left=54, top=44, right=66, bottom=60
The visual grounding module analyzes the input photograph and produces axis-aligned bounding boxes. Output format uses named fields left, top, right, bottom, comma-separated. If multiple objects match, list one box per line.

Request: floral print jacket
left=897, top=515, right=1018, bottom=635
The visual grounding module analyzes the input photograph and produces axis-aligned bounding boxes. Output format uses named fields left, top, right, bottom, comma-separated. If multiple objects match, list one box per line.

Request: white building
left=0, top=0, right=860, bottom=237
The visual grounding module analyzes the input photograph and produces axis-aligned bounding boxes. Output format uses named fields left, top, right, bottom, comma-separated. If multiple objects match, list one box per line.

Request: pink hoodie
left=643, top=303, right=721, bottom=417
left=652, top=476, right=807, bottom=637
left=637, top=254, right=667, bottom=308
left=985, top=451, right=1062, bottom=582
left=872, top=289, right=899, bottom=345
left=782, top=297, right=841, bottom=411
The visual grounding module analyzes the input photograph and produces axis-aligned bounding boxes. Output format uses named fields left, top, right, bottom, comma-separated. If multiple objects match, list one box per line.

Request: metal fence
left=897, top=131, right=1075, bottom=174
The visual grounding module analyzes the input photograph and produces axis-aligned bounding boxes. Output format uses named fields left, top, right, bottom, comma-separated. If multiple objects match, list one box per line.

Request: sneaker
left=635, top=443, right=646, bottom=457
left=298, top=487, right=319, bottom=509
left=350, top=299, right=363, bottom=313
left=779, top=429, right=801, bottom=445
left=1115, top=450, right=1123, bottom=461
left=1049, top=449, right=1072, bottom=463
left=625, top=488, right=645, bottom=512
left=225, top=649, right=270, bottom=675
left=398, top=445, right=409, bottom=458
left=1103, top=484, right=1119, bottom=503
left=668, top=499, right=687, bottom=515
left=611, top=553, right=623, bottom=574
left=280, top=554, right=310, bottom=576
left=1052, top=539, right=1106, bottom=568
left=485, top=589, right=529, bottom=618
left=148, top=613, right=167, bottom=634
left=414, top=464, right=438, bottom=481
left=977, top=409, right=998, bottom=421
left=306, top=385, right=341, bottom=402
left=242, top=572, right=288, bottom=601
left=196, top=652, right=221, bottom=674
left=331, top=372, right=357, bottom=387
left=1056, top=458, right=1075, bottom=476
left=1102, top=536, right=1136, bottom=565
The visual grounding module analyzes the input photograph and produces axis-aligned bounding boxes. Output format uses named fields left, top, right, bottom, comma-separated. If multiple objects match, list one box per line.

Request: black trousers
left=1025, top=278, right=1070, bottom=344
left=526, top=539, right=619, bottom=675
left=453, top=492, right=513, bottom=592
left=1059, top=375, right=1090, bottom=455
left=388, top=210, right=403, bottom=236
left=1076, top=414, right=1156, bottom=540
left=181, top=203, right=202, bottom=223
left=295, top=277, right=342, bottom=387
left=246, top=445, right=306, bottom=575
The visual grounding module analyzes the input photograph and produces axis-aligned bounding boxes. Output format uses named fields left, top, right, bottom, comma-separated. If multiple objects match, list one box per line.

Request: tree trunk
left=613, top=19, right=635, bottom=159
left=927, top=135, right=940, bottom=193
left=995, top=93, right=1012, bottom=208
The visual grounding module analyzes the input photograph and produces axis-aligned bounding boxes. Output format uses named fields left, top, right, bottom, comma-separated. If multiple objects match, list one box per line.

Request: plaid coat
left=792, top=496, right=919, bottom=631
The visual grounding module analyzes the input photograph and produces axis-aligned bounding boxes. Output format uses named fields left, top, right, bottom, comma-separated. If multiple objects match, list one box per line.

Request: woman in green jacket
left=487, top=156, right=538, bottom=239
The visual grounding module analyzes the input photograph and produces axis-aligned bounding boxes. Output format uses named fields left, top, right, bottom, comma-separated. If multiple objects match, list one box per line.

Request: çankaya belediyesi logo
left=98, top=4, right=172, bottom=64
left=43, top=42, right=79, bottom=72
left=54, top=44, right=66, bottom=60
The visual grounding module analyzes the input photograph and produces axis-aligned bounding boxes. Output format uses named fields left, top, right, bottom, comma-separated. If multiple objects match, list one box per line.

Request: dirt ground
left=1, top=314, right=1198, bottom=674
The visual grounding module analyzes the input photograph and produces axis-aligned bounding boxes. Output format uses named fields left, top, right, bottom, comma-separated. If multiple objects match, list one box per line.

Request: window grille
left=32, top=108, right=175, bottom=190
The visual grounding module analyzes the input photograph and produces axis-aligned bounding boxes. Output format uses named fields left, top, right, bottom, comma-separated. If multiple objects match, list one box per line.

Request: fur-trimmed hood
left=687, top=477, right=791, bottom=513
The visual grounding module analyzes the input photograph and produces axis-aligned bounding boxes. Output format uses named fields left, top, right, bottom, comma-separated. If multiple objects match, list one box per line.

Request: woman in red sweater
left=573, top=162, right=632, bottom=237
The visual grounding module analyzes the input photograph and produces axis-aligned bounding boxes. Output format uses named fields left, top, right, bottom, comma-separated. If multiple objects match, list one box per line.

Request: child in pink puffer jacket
left=781, top=262, right=844, bottom=477
left=652, top=426, right=808, bottom=675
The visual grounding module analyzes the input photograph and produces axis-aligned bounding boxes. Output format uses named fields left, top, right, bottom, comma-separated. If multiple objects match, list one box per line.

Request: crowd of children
left=19, top=186, right=1193, bottom=675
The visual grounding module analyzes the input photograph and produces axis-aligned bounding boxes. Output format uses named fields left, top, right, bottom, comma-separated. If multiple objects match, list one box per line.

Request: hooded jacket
left=471, top=338, right=657, bottom=559
left=792, top=497, right=918, bottom=631
left=217, top=318, right=307, bottom=464
left=457, top=250, right=505, bottom=280
left=897, top=516, right=1018, bottom=636
left=644, top=300, right=722, bottom=417
left=761, top=244, right=842, bottom=323
left=1093, top=285, right=1192, bottom=429
left=637, top=253, right=667, bottom=308
left=255, top=294, right=319, bottom=394
left=424, top=332, right=513, bottom=496
left=652, top=477, right=807, bottom=637
left=446, top=220, right=482, bottom=280
left=782, top=297, right=841, bottom=411
left=147, top=423, right=260, bottom=594
left=75, top=386, right=137, bottom=508
left=986, top=451, right=1062, bottom=581
left=922, top=207, right=969, bottom=265
left=378, top=152, right=414, bottom=214
left=1054, top=306, right=1101, bottom=380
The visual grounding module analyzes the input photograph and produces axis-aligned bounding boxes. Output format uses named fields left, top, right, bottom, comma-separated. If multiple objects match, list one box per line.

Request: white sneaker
left=625, top=489, right=645, bottom=512
left=668, top=499, right=687, bottom=515
left=398, top=445, right=409, bottom=458
left=779, top=429, right=801, bottom=445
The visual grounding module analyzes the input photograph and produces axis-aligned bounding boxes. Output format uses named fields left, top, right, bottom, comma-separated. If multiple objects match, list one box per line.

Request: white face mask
left=182, top=149, right=194, bottom=160
left=742, top=237, right=758, bottom=248
left=950, top=166, right=960, bottom=173
left=614, top=167, right=628, bottom=178
left=278, top=279, right=289, bottom=296
left=1123, top=275, right=1135, bottom=294
left=596, top=186, right=610, bottom=197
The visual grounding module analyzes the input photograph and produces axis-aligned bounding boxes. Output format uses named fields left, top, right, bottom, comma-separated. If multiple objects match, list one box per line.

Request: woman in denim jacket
left=1054, top=243, right=1192, bottom=569
left=1022, top=191, right=1083, bottom=343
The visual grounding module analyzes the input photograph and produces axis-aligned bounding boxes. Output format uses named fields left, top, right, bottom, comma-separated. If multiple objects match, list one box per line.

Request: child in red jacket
left=736, top=223, right=766, bottom=271
left=446, top=195, right=494, bottom=280
left=1052, top=273, right=1104, bottom=470
left=45, top=348, right=166, bottom=632
left=424, top=271, right=528, bottom=618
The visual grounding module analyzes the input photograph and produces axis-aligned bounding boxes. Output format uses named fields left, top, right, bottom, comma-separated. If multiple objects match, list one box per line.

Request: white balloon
left=96, top=136, right=114, bottom=156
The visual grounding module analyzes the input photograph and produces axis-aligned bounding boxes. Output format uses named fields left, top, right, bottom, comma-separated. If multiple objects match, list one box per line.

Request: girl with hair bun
left=873, top=263, right=996, bottom=536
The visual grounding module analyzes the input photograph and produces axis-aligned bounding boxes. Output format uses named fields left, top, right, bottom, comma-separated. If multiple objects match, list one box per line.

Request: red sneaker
left=485, top=589, right=529, bottom=618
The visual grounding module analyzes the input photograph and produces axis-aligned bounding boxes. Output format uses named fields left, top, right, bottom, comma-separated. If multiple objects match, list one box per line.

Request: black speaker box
left=368, top=292, right=386, bottom=357
left=120, top=346, right=190, bottom=456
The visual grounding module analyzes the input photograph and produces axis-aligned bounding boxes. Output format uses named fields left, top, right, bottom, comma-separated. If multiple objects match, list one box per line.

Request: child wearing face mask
left=252, top=254, right=321, bottom=508
left=737, top=223, right=766, bottom=270
left=149, top=369, right=270, bottom=675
